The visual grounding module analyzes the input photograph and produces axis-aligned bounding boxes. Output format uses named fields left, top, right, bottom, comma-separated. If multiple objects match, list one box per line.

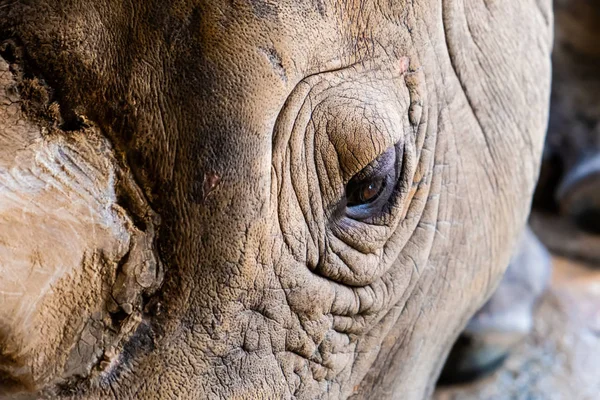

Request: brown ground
left=434, top=242, right=600, bottom=399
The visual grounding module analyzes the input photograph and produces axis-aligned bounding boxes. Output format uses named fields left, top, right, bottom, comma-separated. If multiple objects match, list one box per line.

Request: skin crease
left=444, top=0, right=600, bottom=380
left=439, top=1, right=600, bottom=395
left=0, top=1, right=552, bottom=399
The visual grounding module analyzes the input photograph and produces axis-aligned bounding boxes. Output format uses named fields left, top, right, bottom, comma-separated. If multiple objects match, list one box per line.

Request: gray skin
left=0, top=1, right=552, bottom=399
left=442, top=0, right=600, bottom=382
left=439, top=227, right=552, bottom=384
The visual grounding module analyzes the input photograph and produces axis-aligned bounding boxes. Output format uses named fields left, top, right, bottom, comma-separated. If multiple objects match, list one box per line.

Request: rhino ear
left=0, top=47, right=162, bottom=394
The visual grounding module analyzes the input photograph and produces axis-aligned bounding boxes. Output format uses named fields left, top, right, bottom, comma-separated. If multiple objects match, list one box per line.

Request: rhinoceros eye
left=347, top=178, right=386, bottom=206
left=345, top=146, right=398, bottom=220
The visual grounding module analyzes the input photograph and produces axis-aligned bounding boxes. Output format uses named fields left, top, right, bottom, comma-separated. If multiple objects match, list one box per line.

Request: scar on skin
left=259, top=46, right=287, bottom=82
left=202, top=172, right=221, bottom=202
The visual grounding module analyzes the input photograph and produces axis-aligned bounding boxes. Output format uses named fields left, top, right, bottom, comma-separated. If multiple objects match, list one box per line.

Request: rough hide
left=0, top=54, right=162, bottom=395
left=0, top=1, right=552, bottom=399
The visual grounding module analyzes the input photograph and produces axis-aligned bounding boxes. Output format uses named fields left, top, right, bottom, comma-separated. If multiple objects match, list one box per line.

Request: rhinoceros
left=0, top=1, right=552, bottom=398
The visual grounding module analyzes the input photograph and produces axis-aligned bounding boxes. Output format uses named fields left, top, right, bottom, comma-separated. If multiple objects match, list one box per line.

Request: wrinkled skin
left=443, top=0, right=600, bottom=384
left=0, top=1, right=552, bottom=399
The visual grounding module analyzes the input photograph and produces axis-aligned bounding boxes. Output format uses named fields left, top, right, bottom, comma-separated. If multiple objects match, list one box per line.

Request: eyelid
left=350, top=147, right=396, bottom=183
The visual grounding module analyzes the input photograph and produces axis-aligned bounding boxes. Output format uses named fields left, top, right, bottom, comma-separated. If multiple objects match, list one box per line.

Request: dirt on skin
left=434, top=254, right=600, bottom=400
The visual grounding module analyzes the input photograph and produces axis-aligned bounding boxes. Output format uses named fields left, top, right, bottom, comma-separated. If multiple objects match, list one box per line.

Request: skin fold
left=443, top=0, right=600, bottom=382
left=0, top=1, right=552, bottom=399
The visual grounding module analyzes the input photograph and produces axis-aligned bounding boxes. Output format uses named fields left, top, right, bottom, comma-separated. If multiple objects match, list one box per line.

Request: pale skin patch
left=0, top=55, right=161, bottom=394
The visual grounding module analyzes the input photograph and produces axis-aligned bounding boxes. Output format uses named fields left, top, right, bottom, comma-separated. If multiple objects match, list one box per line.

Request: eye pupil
left=359, top=180, right=384, bottom=203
